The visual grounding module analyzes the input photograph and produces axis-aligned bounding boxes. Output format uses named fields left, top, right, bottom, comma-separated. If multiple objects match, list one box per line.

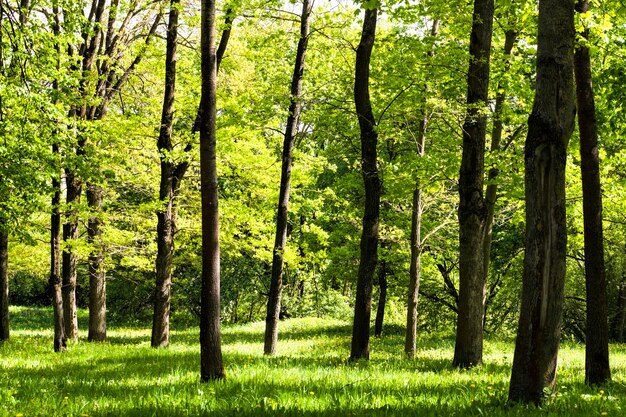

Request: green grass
left=1, top=307, right=626, bottom=416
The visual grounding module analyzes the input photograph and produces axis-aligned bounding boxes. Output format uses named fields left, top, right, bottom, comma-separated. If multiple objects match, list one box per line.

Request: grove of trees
left=1, top=0, right=626, bottom=406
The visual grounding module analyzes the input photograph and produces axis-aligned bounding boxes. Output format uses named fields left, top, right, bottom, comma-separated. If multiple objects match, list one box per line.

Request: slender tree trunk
left=152, top=0, right=181, bottom=349
left=50, top=144, right=66, bottom=352
left=199, top=0, right=225, bottom=381
left=482, top=29, right=516, bottom=298
left=374, top=258, right=387, bottom=337
left=264, top=0, right=311, bottom=356
left=508, top=0, right=576, bottom=404
left=87, top=184, right=106, bottom=341
left=62, top=170, right=81, bottom=342
left=612, top=278, right=626, bottom=342
left=405, top=20, right=439, bottom=358
left=350, top=7, right=379, bottom=361
left=454, top=0, right=494, bottom=369
left=573, top=0, right=610, bottom=386
left=0, top=226, right=8, bottom=342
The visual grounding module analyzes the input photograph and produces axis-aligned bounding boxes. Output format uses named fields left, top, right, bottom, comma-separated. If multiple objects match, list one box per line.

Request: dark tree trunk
left=152, top=0, right=181, bottom=349
left=350, top=7, right=379, bottom=361
left=62, top=169, right=81, bottom=342
left=264, top=0, right=311, bottom=356
left=50, top=144, right=66, bottom=352
left=508, top=0, right=576, bottom=404
left=199, top=0, right=225, bottom=381
left=454, top=0, right=494, bottom=369
left=573, top=0, right=611, bottom=386
left=0, top=227, right=8, bottom=342
left=374, top=258, right=387, bottom=337
left=612, top=278, right=626, bottom=342
left=405, top=20, right=438, bottom=358
left=87, top=184, right=106, bottom=342
left=482, top=29, right=516, bottom=295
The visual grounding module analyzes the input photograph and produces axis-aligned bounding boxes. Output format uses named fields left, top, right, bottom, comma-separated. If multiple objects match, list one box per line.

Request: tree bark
left=454, top=0, right=494, bottom=369
left=62, top=169, right=81, bottom=342
left=264, top=0, right=311, bottom=356
left=199, top=0, right=225, bottom=381
left=405, top=20, right=439, bottom=358
left=152, top=0, right=181, bottom=349
left=0, top=226, right=8, bottom=342
left=87, top=184, right=106, bottom=341
left=51, top=144, right=66, bottom=352
left=612, top=278, right=626, bottom=342
left=350, top=7, right=379, bottom=361
left=508, top=0, right=576, bottom=404
left=573, top=0, right=611, bottom=386
left=374, top=257, right=387, bottom=337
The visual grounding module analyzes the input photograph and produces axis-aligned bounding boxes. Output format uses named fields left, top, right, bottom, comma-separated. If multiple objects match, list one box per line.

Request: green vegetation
left=2, top=307, right=626, bottom=416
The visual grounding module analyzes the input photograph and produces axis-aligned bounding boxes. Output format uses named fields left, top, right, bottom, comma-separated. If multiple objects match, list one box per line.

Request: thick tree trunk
left=50, top=144, right=66, bottom=351
left=350, top=7, right=379, bottom=361
left=264, top=0, right=311, bottom=356
left=508, top=0, right=576, bottom=404
left=199, top=0, right=225, bottom=381
left=405, top=19, right=438, bottom=359
left=482, top=29, right=516, bottom=296
left=573, top=0, right=611, bottom=386
left=152, top=0, right=180, bottom=349
left=374, top=258, right=387, bottom=337
left=0, top=226, right=8, bottom=342
left=62, top=170, right=81, bottom=342
left=87, top=184, right=106, bottom=342
left=454, top=0, right=494, bottom=369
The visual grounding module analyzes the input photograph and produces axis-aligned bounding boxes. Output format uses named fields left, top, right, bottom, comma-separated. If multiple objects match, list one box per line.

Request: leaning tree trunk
left=0, top=226, right=8, bottom=342
left=508, top=0, right=576, bottom=404
left=264, top=0, right=311, bottom=356
left=573, top=0, right=611, bottom=386
left=152, top=0, right=181, bottom=349
left=199, top=0, right=225, bottom=381
left=62, top=169, right=81, bottom=342
left=454, top=0, right=494, bottom=369
left=374, top=257, right=387, bottom=337
left=405, top=20, right=439, bottom=358
left=87, top=184, right=106, bottom=342
left=350, top=7, right=379, bottom=361
left=50, top=144, right=66, bottom=352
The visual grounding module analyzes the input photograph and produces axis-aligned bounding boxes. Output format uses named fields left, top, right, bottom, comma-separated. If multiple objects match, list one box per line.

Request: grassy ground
left=1, top=307, right=626, bottom=416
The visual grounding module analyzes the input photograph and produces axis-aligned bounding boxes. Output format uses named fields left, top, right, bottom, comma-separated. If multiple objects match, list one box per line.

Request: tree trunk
left=454, top=0, right=494, bottom=369
left=573, top=0, right=611, bottom=386
left=62, top=169, right=81, bottom=342
left=152, top=0, right=181, bottom=349
left=0, top=226, right=8, bottom=342
left=264, top=0, right=311, bottom=356
left=612, top=278, right=626, bottom=342
left=482, top=29, right=516, bottom=300
left=87, top=183, right=106, bottom=342
left=199, top=0, right=225, bottom=381
left=350, top=7, right=379, bottom=361
left=50, top=144, right=66, bottom=352
left=405, top=19, right=438, bottom=359
left=508, top=0, right=576, bottom=404
left=374, top=258, right=387, bottom=337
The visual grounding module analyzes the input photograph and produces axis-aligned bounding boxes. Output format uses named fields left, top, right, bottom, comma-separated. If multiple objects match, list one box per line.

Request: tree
left=199, top=0, right=225, bottom=381
left=350, top=5, right=379, bottom=361
left=264, top=0, right=312, bottom=356
left=573, top=0, right=611, bottom=386
left=508, top=0, right=576, bottom=404
left=453, top=0, right=494, bottom=368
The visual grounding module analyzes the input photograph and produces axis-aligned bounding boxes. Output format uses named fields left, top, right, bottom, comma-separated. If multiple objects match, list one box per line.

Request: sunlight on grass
left=2, top=307, right=626, bottom=416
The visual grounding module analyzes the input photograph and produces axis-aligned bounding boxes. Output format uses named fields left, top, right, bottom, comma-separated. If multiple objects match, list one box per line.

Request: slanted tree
left=350, top=5, right=379, bottom=361
left=573, top=0, right=611, bottom=386
left=508, top=0, right=576, bottom=404
left=199, top=0, right=225, bottom=381
left=454, top=0, right=494, bottom=368
left=264, top=0, right=312, bottom=356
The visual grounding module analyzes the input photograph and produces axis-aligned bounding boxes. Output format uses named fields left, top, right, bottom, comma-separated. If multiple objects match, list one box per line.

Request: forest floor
left=2, top=307, right=626, bottom=416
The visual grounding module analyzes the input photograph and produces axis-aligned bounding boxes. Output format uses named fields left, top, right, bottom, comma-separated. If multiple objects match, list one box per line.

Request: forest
left=1, top=0, right=626, bottom=415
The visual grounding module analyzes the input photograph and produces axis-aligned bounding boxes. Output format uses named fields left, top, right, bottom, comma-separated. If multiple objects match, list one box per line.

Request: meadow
left=1, top=307, right=625, bottom=416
